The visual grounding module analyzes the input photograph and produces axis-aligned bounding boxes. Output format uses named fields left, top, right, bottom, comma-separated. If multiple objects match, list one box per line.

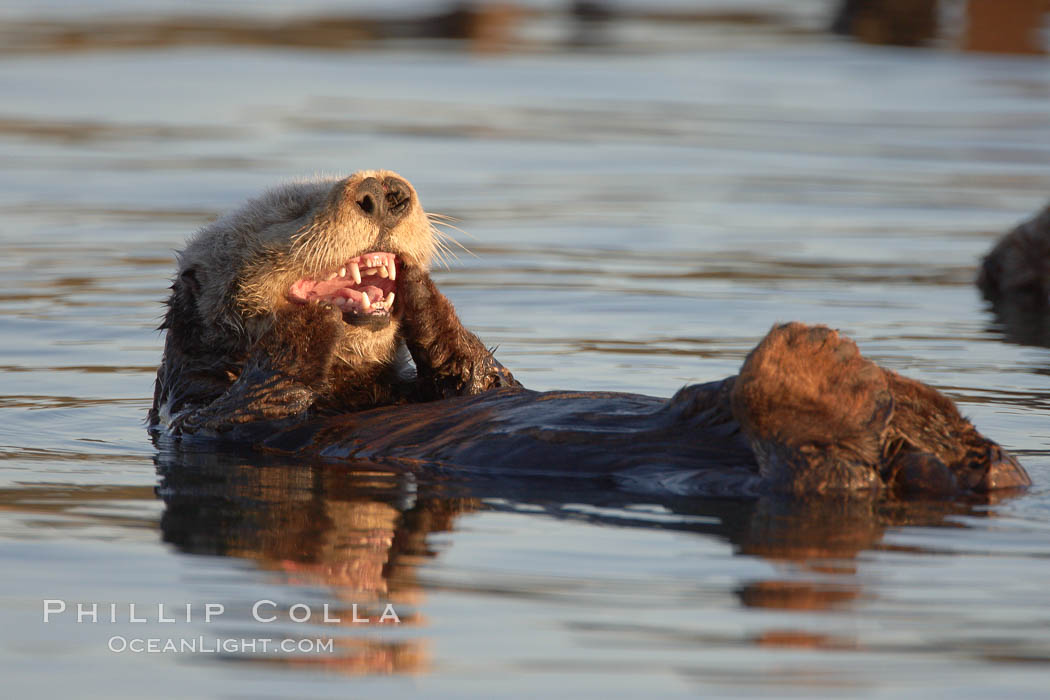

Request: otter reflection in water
left=156, top=447, right=1012, bottom=661
left=149, top=171, right=1030, bottom=497
left=156, top=449, right=437, bottom=674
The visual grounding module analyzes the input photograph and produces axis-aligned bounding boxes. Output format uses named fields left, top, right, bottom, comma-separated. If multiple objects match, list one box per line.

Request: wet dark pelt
left=978, top=202, right=1050, bottom=310
left=150, top=172, right=1030, bottom=498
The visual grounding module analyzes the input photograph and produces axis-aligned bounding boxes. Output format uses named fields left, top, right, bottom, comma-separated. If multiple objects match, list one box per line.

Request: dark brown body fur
left=978, top=203, right=1050, bottom=309
left=237, top=315, right=1028, bottom=497
left=151, top=174, right=1031, bottom=498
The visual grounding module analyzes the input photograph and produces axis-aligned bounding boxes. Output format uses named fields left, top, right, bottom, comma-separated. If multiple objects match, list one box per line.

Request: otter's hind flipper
left=730, top=322, right=1031, bottom=496
left=730, top=323, right=890, bottom=494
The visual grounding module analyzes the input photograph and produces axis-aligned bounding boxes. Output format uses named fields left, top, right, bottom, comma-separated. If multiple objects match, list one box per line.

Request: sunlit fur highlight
left=731, top=323, right=889, bottom=492
left=730, top=322, right=1029, bottom=495
left=173, top=170, right=441, bottom=369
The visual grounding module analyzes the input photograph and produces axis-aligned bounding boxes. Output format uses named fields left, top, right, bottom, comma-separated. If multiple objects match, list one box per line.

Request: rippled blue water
left=1, top=2, right=1049, bottom=698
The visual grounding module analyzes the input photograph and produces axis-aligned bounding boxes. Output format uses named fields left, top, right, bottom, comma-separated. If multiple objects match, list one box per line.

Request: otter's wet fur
left=150, top=172, right=1031, bottom=498
left=978, top=203, right=1050, bottom=309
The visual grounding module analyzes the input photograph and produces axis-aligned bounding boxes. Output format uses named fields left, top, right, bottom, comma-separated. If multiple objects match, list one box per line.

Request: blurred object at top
left=831, top=0, right=939, bottom=46
left=0, top=1, right=538, bottom=55
left=833, top=0, right=1049, bottom=53
left=963, top=0, right=1049, bottom=54
left=0, top=1, right=1045, bottom=55
left=0, top=1, right=830, bottom=56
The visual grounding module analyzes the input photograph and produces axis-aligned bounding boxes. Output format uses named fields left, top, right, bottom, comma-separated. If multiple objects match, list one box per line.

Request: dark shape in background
left=5, top=1, right=1044, bottom=56
left=978, top=203, right=1050, bottom=348
left=832, top=0, right=939, bottom=47
left=834, top=0, right=1049, bottom=52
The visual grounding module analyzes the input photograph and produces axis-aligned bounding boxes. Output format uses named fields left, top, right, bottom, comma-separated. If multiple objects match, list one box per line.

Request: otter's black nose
left=354, top=178, right=383, bottom=218
left=353, top=176, right=413, bottom=228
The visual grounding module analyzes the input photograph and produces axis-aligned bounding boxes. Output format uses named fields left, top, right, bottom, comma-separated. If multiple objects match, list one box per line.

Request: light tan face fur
left=175, top=170, right=437, bottom=365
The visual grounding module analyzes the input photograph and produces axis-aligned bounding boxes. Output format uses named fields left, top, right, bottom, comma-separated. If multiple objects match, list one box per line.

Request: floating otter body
left=978, top=203, right=1050, bottom=310
left=150, top=171, right=1031, bottom=497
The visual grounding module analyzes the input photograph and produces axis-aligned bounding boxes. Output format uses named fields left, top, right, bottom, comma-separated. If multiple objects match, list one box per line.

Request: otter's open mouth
left=288, top=252, right=398, bottom=327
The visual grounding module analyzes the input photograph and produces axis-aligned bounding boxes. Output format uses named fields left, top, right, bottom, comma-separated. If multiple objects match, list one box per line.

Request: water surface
left=1, top=2, right=1049, bottom=698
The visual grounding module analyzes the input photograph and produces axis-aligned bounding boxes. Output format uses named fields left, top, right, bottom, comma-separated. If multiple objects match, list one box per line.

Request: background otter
left=978, top=202, right=1050, bottom=310
left=151, top=172, right=1031, bottom=497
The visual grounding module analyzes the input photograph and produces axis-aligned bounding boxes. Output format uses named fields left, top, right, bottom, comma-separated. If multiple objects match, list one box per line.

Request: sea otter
left=149, top=170, right=518, bottom=434
left=149, top=171, right=1031, bottom=497
left=978, top=202, right=1050, bottom=309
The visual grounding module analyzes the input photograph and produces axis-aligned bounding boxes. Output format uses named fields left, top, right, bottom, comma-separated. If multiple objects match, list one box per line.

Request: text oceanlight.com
left=107, top=636, right=335, bottom=654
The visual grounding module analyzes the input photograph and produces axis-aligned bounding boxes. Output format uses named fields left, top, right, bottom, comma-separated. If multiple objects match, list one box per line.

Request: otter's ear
left=161, top=267, right=203, bottom=335
left=178, top=268, right=201, bottom=298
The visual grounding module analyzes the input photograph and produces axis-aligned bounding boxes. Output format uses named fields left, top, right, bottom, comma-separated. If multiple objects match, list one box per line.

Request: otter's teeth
left=349, top=262, right=361, bottom=285
left=386, top=291, right=395, bottom=308
left=361, top=293, right=371, bottom=311
left=388, top=261, right=397, bottom=281
left=339, top=267, right=346, bottom=278
left=378, top=266, right=389, bottom=279
left=363, top=267, right=379, bottom=277
left=326, top=272, right=338, bottom=281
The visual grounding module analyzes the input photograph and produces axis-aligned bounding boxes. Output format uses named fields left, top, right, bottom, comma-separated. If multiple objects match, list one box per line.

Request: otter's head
left=731, top=323, right=1031, bottom=497
left=170, top=170, right=438, bottom=365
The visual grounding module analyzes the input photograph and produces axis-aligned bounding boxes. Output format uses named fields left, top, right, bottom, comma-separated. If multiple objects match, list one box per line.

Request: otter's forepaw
left=392, top=264, right=438, bottom=322
left=393, top=263, right=521, bottom=397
